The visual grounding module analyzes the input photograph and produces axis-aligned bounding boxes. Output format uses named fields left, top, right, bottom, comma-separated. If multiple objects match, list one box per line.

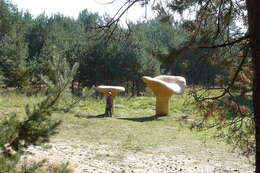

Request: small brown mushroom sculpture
left=96, top=85, right=125, bottom=115
left=142, top=75, right=186, bottom=115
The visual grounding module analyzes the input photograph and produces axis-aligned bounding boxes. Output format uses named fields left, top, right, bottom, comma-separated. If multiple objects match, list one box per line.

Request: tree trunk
left=126, top=80, right=129, bottom=95
left=132, top=80, right=135, bottom=96
left=246, top=0, right=260, bottom=172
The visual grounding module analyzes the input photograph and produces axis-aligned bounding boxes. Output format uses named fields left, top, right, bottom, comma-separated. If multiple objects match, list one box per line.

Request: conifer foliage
left=0, top=52, right=78, bottom=172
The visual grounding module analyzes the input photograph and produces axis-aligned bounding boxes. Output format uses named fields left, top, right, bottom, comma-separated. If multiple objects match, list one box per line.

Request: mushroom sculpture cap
left=142, top=75, right=186, bottom=96
left=96, top=85, right=125, bottom=96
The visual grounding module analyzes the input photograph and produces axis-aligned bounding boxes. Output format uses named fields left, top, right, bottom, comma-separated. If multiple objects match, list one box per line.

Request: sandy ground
left=21, top=139, right=254, bottom=173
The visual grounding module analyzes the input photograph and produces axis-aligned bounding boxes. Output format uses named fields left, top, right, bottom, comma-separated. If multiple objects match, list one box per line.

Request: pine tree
left=0, top=51, right=79, bottom=172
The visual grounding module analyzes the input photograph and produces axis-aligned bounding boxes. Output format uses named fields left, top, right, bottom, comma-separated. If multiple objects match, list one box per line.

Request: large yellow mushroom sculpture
left=96, top=85, right=125, bottom=115
left=142, top=75, right=186, bottom=115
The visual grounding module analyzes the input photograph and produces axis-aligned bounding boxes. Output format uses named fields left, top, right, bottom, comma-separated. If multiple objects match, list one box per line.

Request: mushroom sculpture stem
left=96, top=85, right=125, bottom=116
left=142, top=75, right=186, bottom=116
left=156, top=96, right=171, bottom=115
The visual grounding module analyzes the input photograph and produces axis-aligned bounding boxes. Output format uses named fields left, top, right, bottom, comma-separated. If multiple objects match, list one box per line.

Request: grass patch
left=0, top=92, right=229, bottom=154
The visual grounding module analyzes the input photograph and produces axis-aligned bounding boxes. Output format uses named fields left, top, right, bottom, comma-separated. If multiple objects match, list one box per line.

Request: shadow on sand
left=117, top=114, right=167, bottom=122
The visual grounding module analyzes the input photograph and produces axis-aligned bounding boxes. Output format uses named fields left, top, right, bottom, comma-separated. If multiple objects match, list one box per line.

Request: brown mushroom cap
left=142, top=75, right=186, bottom=96
left=96, top=85, right=125, bottom=96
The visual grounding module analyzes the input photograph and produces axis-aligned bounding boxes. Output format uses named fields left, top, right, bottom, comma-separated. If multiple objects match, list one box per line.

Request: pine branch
left=196, top=45, right=249, bottom=101
left=199, top=34, right=249, bottom=48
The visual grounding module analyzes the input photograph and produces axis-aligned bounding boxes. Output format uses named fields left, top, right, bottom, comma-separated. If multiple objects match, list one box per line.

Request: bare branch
left=97, top=0, right=142, bottom=29
left=214, top=0, right=225, bottom=39
left=92, top=0, right=144, bottom=41
left=199, top=34, right=249, bottom=48
left=93, top=0, right=117, bottom=5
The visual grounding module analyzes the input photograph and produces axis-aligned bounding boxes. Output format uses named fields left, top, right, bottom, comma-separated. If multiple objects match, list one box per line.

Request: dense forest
left=1, top=0, right=260, bottom=172
left=0, top=0, right=226, bottom=96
